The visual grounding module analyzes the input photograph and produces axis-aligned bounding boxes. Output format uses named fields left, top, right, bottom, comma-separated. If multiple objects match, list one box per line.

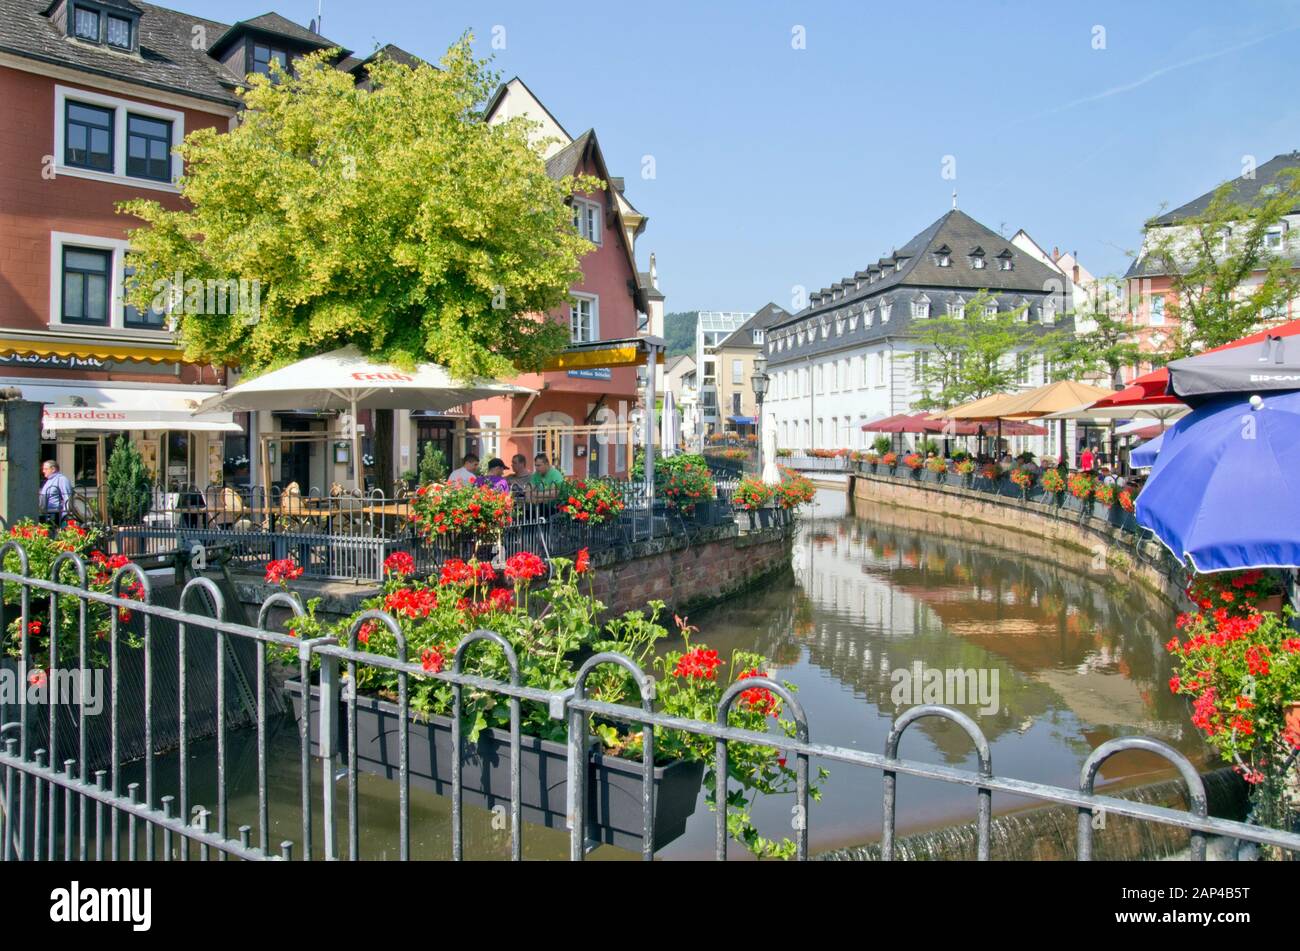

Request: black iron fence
left=1, top=559, right=1297, bottom=862
left=83, top=477, right=752, bottom=584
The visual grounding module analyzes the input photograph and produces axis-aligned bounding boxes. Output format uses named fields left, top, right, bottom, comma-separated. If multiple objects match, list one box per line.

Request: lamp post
left=751, top=353, right=769, bottom=475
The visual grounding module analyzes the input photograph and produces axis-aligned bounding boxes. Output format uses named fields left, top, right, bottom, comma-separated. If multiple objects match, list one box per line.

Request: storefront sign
left=0, top=353, right=107, bottom=370
left=567, top=368, right=612, bottom=380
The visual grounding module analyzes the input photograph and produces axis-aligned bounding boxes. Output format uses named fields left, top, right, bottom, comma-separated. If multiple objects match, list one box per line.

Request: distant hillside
left=664, top=310, right=698, bottom=358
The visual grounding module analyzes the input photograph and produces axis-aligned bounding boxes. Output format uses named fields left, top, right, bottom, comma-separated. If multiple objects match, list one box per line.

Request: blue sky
left=174, top=0, right=1300, bottom=312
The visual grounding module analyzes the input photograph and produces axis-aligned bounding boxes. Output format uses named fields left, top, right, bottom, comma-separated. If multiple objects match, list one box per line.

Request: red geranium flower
left=383, top=551, right=415, bottom=577
left=504, top=551, right=546, bottom=582
left=575, top=548, right=590, bottom=574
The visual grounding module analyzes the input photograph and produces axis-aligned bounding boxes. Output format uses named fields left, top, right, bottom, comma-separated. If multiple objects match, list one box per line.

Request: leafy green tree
left=105, top=439, right=153, bottom=525
left=1047, top=279, right=1147, bottom=383
left=121, top=39, right=601, bottom=378
left=417, top=442, right=448, bottom=484
left=1137, top=168, right=1300, bottom=356
left=911, top=291, right=1052, bottom=409
left=663, top=311, right=699, bottom=358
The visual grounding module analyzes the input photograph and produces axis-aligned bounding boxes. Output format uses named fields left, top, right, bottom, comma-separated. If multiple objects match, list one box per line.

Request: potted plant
left=774, top=474, right=815, bottom=511
left=1167, top=594, right=1299, bottom=835
left=1040, top=467, right=1065, bottom=497
left=409, top=480, right=513, bottom=560
left=282, top=553, right=817, bottom=856
left=1009, top=466, right=1035, bottom=497
left=881, top=451, right=898, bottom=470
left=662, top=462, right=718, bottom=521
left=732, top=477, right=775, bottom=529
left=924, top=456, right=948, bottom=480
left=902, top=452, right=924, bottom=477
left=555, top=478, right=626, bottom=548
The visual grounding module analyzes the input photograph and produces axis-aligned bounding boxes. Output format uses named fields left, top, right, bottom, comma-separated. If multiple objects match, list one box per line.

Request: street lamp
left=751, top=353, right=769, bottom=473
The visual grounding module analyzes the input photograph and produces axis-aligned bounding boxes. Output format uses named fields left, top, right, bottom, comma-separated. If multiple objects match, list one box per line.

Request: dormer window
left=253, top=44, right=291, bottom=77
left=971, top=253, right=986, bottom=270
left=912, top=295, right=930, bottom=319
left=73, top=6, right=100, bottom=41
left=68, top=3, right=139, bottom=53
left=106, top=14, right=132, bottom=48
left=936, top=253, right=951, bottom=267
left=998, top=250, right=1014, bottom=271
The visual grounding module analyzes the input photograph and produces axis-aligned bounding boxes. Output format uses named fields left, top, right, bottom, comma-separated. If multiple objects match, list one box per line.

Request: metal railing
left=91, top=477, right=744, bottom=583
left=1, top=557, right=1297, bottom=862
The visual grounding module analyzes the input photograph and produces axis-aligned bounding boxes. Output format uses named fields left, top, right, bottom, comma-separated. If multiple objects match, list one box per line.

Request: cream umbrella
left=196, top=346, right=534, bottom=490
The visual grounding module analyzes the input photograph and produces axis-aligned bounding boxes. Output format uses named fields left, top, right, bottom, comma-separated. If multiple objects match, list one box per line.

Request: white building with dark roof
left=766, top=208, right=1074, bottom=457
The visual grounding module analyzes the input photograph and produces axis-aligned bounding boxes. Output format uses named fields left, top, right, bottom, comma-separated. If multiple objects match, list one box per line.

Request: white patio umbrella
left=196, top=346, right=534, bottom=488
left=660, top=390, right=679, bottom=458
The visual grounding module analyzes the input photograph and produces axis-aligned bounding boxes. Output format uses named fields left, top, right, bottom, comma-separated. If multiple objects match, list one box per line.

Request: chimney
left=1052, top=246, right=1060, bottom=261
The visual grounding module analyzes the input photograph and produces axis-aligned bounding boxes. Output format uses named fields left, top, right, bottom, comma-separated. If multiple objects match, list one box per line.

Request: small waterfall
left=818, top=769, right=1249, bottom=861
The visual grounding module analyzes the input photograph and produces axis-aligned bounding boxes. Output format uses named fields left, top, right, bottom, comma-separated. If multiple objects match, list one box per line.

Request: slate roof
left=718, top=302, right=790, bottom=349
left=637, top=270, right=664, bottom=301
left=1, top=0, right=242, bottom=105
left=1127, top=152, right=1300, bottom=278
left=544, top=129, right=595, bottom=180
left=1148, top=152, right=1300, bottom=226
left=773, top=209, right=1064, bottom=333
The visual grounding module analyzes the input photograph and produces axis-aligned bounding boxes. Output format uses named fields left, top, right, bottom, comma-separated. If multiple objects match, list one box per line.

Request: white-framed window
left=812, top=364, right=821, bottom=393
left=731, top=358, right=743, bottom=384
left=837, top=359, right=847, bottom=390
left=54, top=85, right=184, bottom=191
left=1265, top=226, right=1286, bottom=251
left=935, top=252, right=951, bottom=267
left=1043, top=298, right=1057, bottom=325
left=950, top=297, right=965, bottom=320
left=752, top=328, right=764, bottom=344
left=855, top=354, right=866, bottom=389
left=971, top=253, right=986, bottom=270
left=1149, top=294, right=1165, bottom=326
left=912, top=296, right=930, bottom=319
left=480, top=416, right=501, bottom=458
left=49, top=231, right=169, bottom=333
left=880, top=302, right=892, bottom=323
left=572, top=198, right=602, bottom=244
left=569, top=293, right=599, bottom=342
left=875, top=351, right=886, bottom=386
left=864, top=306, right=874, bottom=327
left=984, top=303, right=997, bottom=318
left=999, top=255, right=1013, bottom=271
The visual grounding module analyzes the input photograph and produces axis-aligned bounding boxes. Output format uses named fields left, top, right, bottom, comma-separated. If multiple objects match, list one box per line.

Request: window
left=880, top=302, right=892, bottom=323
left=56, top=87, right=184, bottom=188
left=971, top=254, right=986, bottom=270
left=65, top=101, right=114, bottom=172
left=1266, top=226, right=1285, bottom=251
left=1016, top=353, right=1032, bottom=385
left=572, top=198, right=602, bottom=243
left=126, top=114, right=172, bottom=182
left=1149, top=294, right=1165, bottom=326
left=813, top=364, right=821, bottom=393
left=912, top=296, right=929, bottom=319
left=913, top=350, right=929, bottom=381
left=252, top=44, right=290, bottom=77
left=61, top=247, right=112, bottom=325
left=480, top=417, right=501, bottom=457
left=569, top=295, right=598, bottom=342
left=732, top=359, right=743, bottom=384
left=935, top=253, right=951, bottom=267
left=122, top=265, right=165, bottom=329
left=106, top=14, right=132, bottom=49
left=1043, top=299, right=1057, bottom=325
left=999, top=255, right=1013, bottom=271
left=732, top=392, right=742, bottom=415
left=73, top=6, right=100, bottom=41
left=950, top=298, right=965, bottom=320
left=855, top=355, right=866, bottom=389
left=752, top=329, right=764, bottom=344
left=984, top=304, right=997, bottom=319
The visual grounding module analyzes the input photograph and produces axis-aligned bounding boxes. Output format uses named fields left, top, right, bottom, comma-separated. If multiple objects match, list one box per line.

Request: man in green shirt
left=529, top=453, right=564, bottom=490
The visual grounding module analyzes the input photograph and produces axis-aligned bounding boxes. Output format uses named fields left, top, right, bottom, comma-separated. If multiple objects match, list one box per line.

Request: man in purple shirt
left=39, top=460, right=73, bottom=527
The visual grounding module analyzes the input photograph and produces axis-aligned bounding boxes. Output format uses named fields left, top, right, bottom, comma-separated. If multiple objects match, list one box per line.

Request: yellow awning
left=0, top=337, right=187, bottom=364
left=539, top=345, right=666, bottom=372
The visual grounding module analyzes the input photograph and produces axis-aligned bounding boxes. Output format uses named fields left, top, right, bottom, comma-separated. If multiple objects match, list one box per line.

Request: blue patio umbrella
left=1130, top=432, right=1164, bottom=468
left=1135, top=389, right=1300, bottom=571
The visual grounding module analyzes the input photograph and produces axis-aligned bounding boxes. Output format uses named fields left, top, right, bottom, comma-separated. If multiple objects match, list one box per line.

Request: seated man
left=447, top=453, right=480, bottom=487
left=478, top=457, right=510, bottom=492
left=529, top=453, right=564, bottom=492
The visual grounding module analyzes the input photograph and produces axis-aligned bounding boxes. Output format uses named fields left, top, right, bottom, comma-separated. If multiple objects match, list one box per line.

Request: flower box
left=286, top=680, right=705, bottom=852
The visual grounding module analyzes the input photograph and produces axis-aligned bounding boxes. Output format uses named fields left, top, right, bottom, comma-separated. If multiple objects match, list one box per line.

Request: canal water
left=125, top=488, right=1203, bottom=860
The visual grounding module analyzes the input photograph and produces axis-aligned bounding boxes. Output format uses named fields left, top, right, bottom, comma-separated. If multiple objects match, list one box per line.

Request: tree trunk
left=373, top=409, right=395, bottom=495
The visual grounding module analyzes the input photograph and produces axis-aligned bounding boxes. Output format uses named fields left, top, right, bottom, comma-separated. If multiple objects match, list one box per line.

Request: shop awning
left=9, top=380, right=241, bottom=433
left=726, top=415, right=756, bottom=425
left=539, top=336, right=668, bottom=372
left=0, top=336, right=187, bottom=364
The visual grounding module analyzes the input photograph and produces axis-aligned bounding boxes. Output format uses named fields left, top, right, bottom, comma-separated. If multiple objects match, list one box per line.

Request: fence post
left=318, top=651, right=340, bottom=861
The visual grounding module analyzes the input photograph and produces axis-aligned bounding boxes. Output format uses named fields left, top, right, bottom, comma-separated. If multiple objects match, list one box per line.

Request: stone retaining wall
left=849, top=471, right=1188, bottom=607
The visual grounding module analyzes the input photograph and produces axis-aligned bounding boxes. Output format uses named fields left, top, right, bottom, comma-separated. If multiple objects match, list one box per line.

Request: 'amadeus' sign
left=0, top=352, right=106, bottom=370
